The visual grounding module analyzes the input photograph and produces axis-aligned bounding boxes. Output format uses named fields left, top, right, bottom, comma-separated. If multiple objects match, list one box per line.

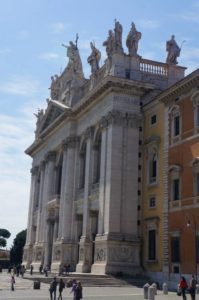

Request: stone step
left=23, top=273, right=151, bottom=288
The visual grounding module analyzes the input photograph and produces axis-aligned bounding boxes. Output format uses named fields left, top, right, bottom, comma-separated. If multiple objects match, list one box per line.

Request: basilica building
left=23, top=21, right=199, bottom=286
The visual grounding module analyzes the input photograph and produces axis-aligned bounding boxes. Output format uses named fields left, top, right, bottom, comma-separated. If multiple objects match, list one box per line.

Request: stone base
left=51, top=240, right=78, bottom=273
left=91, top=234, right=141, bottom=276
left=75, top=236, right=92, bottom=273
left=22, top=244, right=33, bottom=269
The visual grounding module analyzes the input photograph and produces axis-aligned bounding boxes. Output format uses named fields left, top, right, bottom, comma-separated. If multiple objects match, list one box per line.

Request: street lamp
left=187, top=218, right=197, bottom=281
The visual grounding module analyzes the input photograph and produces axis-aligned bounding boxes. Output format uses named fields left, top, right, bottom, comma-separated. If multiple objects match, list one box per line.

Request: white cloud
left=0, top=109, right=36, bottom=247
left=0, top=76, right=40, bottom=96
left=39, top=52, right=59, bottom=61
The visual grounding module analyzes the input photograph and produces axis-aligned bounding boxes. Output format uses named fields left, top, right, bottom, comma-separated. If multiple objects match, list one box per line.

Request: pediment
left=37, top=100, right=70, bottom=135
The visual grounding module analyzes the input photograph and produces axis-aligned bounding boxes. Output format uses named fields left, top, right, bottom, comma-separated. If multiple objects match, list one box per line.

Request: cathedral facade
left=23, top=22, right=199, bottom=284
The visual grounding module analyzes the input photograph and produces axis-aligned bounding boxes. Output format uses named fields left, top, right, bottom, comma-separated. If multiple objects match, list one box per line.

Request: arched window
left=169, top=105, right=181, bottom=143
left=169, top=165, right=181, bottom=201
left=93, top=131, right=102, bottom=184
left=79, top=141, right=87, bottom=189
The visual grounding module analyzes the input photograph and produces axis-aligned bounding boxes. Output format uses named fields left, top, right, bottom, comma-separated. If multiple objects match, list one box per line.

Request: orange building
left=159, top=69, right=199, bottom=284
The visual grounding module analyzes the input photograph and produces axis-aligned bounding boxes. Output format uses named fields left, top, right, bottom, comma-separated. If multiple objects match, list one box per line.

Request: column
left=61, top=136, right=77, bottom=240
left=76, top=127, right=93, bottom=273
left=42, top=151, right=56, bottom=266
left=26, top=166, right=38, bottom=245
left=35, top=161, right=45, bottom=244
left=98, top=125, right=108, bottom=235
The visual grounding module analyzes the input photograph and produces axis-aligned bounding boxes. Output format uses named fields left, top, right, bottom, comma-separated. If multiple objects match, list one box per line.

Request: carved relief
left=109, top=246, right=135, bottom=263
left=79, top=248, right=84, bottom=261
left=95, top=248, right=106, bottom=261
left=54, top=249, right=61, bottom=261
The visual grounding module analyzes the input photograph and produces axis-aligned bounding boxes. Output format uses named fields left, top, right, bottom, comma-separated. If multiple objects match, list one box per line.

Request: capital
left=45, top=151, right=56, bottom=162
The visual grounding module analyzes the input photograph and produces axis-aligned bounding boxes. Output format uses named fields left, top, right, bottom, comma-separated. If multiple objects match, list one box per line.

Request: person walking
left=74, top=281, right=83, bottom=300
left=58, top=278, right=65, bottom=300
left=179, top=276, right=188, bottom=300
left=70, top=279, right=77, bottom=299
left=11, top=275, right=15, bottom=291
left=189, top=275, right=197, bottom=300
left=49, top=277, right=57, bottom=300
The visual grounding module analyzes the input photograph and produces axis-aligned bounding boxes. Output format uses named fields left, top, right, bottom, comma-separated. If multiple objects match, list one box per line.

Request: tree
left=10, top=229, right=27, bottom=265
left=0, top=228, right=11, bottom=248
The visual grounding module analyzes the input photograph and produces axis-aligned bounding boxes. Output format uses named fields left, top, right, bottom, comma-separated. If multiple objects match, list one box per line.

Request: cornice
left=157, top=68, right=199, bottom=105
left=73, top=75, right=154, bottom=116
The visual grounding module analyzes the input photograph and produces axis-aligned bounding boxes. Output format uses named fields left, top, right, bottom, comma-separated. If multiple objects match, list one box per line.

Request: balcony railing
left=140, top=59, right=168, bottom=77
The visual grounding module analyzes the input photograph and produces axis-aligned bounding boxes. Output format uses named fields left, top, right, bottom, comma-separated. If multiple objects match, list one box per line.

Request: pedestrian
left=44, top=265, right=48, bottom=277
left=11, top=275, right=15, bottom=291
left=74, top=281, right=83, bottom=300
left=39, top=264, right=43, bottom=274
left=58, top=278, right=65, bottom=300
left=49, top=277, right=57, bottom=300
left=189, top=274, right=197, bottom=300
left=30, top=264, right=33, bottom=275
left=179, top=276, right=188, bottom=300
left=70, top=279, right=77, bottom=299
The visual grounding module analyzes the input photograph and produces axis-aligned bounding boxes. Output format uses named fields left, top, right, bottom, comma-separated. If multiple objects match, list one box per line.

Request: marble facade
left=23, top=22, right=186, bottom=275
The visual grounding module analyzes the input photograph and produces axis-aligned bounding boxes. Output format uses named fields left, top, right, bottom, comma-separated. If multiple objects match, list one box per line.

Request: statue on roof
left=103, top=30, right=115, bottom=58
left=34, top=109, right=44, bottom=138
left=49, top=74, right=60, bottom=100
left=166, top=35, right=181, bottom=65
left=87, top=42, right=101, bottom=75
left=126, top=22, right=142, bottom=56
left=114, top=19, right=123, bottom=53
left=62, top=34, right=84, bottom=79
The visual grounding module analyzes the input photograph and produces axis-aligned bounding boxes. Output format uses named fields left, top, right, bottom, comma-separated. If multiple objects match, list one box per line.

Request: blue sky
left=0, top=0, right=199, bottom=248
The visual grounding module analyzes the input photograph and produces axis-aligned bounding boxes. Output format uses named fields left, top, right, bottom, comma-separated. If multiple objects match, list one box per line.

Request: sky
left=0, top=0, right=199, bottom=248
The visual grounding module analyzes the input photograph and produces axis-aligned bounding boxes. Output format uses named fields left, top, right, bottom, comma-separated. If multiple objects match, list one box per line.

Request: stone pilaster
left=23, top=166, right=38, bottom=268
left=51, top=136, right=78, bottom=272
left=91, top=111, right=141, bottom=275
left=42, top=151, right=56, bottom=268
left=76, top=127, right=94, bottom=273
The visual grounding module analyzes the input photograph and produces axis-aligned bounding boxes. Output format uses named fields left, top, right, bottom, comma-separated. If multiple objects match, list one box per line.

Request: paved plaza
left=0, top=271, right=189, bottom=300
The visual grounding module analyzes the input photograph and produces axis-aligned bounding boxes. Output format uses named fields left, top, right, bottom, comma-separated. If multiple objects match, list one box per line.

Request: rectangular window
left=151, top=114, right=157, bottom=125
left=196, top=105, right=199, bottom=127
left=171, top=236, right=180, bottom=262
left=149, top=196, right=156, bottom=208
left=196, top=173, right=199, bottom=196
left=149, top=155, right=157, bottom=184
left=196, top=235, right=199, bottom=263
left=173, top=178, right=180, bottom=200
left=148, top=229, right=156, bottom=260
left=174, top=115, right=180, bottom=136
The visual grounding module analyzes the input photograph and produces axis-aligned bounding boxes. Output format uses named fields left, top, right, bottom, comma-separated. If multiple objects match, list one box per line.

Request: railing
left=140, top=59, right=168, bottom=77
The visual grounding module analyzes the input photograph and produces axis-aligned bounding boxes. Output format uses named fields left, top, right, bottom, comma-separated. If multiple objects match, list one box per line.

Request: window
left=93, top=133, right=102, bottom=184
left=149, top=152, right=157, bottom=184
left=192, top=160, right=199, bottom=197
left=191, top=91, right=199, bottom=129
left=79, top=142, right=87, bottom=189
left=169, top=106, right=181, bottom=143
left=169, top=165, right=181, bottom=201
left=149, top=196, right=156, bottom=208
left=148, top=229, right=156, bottom=260
left=174, top=115, right=180, bottom=136
left=173, top=178, right=180, bottom=200
left=171, top=236, right=180, bottom=262
left=151, top=114, right=157, bottom=126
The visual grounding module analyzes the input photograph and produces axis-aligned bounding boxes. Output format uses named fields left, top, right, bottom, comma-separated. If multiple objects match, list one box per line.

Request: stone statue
left=114, top=19, right=123, bottom=53
left=34, top=109, right=44, bottom=137
left=62, top=37, right=84, bottom=78
left=49, top=74, right=60, bottom=100
left=126, top=22, right=142, bottom=56
left=166, top=35, right=181, bottom=65
left=87, top=42, right=101, bottom=75
left=103, top=30, right=115, bottom=58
